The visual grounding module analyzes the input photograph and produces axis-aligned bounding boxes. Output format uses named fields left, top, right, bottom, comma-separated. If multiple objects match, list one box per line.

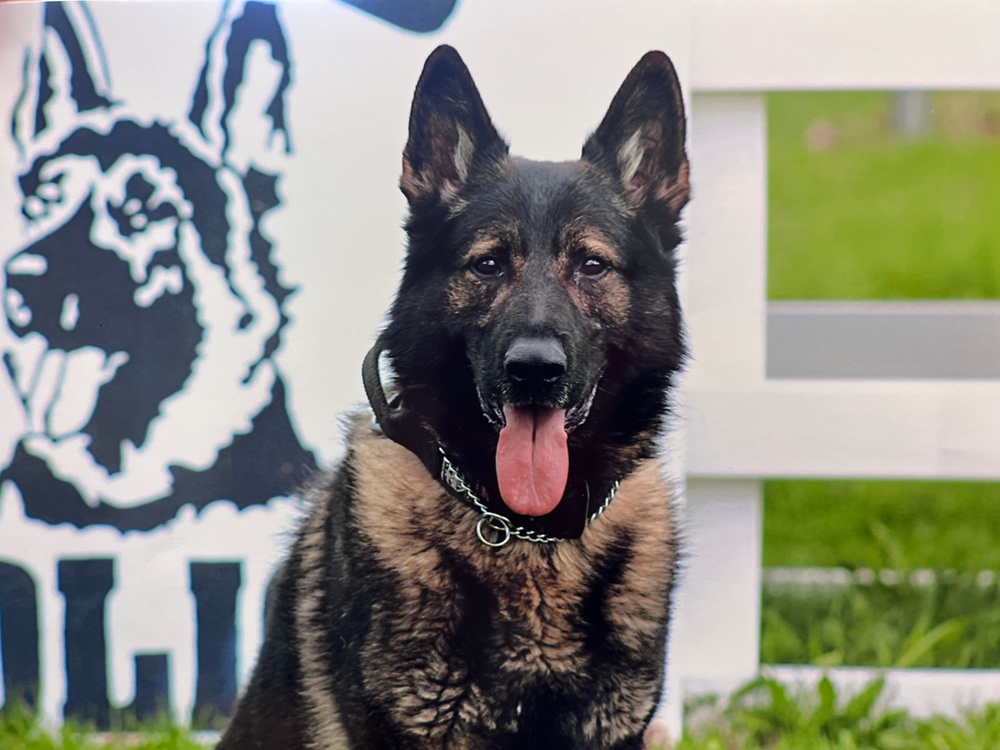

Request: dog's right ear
left=401, top=46, right=508, bottom=208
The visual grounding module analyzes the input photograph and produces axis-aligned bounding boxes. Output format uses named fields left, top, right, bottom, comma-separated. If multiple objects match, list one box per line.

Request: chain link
left=589, top=478, right=620, bottom=524
left=439, top=449, right=619, bottom=547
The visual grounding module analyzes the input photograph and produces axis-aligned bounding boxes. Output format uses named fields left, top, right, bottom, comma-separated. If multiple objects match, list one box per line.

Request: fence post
left=661, top=92, right=768, bottom=737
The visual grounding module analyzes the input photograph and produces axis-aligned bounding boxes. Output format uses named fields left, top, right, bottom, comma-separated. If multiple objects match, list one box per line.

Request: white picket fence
left=661, top=0, right=1000, bottom=734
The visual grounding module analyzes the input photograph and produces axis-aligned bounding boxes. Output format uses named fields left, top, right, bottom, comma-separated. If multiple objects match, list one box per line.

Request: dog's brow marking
left=567, top=226, right=619, bottom=263
left=460, top=233, right=506, bottom=266
left=6, top=253, right=48, bottom=276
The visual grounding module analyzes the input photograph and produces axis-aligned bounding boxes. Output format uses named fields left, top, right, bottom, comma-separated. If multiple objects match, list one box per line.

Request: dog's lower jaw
left=565, top=376, right=602, bottom=431
left=476, top=385, right=506, bottom=429
left=476, top=374, right=602, bottom=434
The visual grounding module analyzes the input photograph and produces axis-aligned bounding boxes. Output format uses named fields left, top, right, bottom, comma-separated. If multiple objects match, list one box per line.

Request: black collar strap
left=362, top=340, right=619, bottom=547
left=362, top=339, right=443, bottom=476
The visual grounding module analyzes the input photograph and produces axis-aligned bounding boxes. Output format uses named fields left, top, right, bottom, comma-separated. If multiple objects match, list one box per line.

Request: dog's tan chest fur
left=348, top=416, right=676, bottom=745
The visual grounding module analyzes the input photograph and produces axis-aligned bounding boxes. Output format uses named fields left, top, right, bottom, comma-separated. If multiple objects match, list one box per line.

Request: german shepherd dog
left=219, top=45, right=690, bottom=750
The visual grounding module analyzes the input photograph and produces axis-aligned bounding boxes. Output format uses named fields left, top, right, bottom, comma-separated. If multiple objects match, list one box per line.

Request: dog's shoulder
left=340, top=410, right=483, bottom=571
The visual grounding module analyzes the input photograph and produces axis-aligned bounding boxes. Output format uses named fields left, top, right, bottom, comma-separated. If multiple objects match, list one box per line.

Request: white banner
left=0, top=0, right=688, bottom=727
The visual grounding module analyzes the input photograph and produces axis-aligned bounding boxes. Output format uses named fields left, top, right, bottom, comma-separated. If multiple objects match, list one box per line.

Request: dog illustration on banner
left=1, top=1, right=316, bottom=532
left=0, top=0, right=321, bottom=727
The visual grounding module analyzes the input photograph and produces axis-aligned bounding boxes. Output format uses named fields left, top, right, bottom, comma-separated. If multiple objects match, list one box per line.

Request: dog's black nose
left=505, top=336, right=566, bottom=384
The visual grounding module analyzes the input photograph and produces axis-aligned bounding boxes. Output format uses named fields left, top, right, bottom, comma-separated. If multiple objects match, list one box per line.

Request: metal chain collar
left=439, top=449, right=620, bottom=548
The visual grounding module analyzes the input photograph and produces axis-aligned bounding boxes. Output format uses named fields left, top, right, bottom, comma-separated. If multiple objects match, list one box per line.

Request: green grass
left=6, top=682, right=1000, bottom=750
left=762, top=575, right=1000, bottom=669
left=0, top=704, right=206, bottom=750
left=767, top=91, right=1000, bottom=300
left=761, top=479, right=1000, bottom=668
left=675, top=677, right=1000, bottom=750
left=763, top=480, right=1000, bottom=571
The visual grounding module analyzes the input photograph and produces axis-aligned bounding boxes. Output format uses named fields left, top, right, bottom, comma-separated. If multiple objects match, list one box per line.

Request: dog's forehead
left=460, top=157, right=626, bottom=244
left=502, top=158, right=606, bottom=204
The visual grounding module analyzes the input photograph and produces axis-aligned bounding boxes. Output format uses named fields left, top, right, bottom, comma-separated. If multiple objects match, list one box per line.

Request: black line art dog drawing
left=1, top=1, right=316, bottom=533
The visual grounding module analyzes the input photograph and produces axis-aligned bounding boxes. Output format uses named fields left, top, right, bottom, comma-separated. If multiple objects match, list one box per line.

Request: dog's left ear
left=583, top=51, right=690, bottom=217
left=401, top=45, right=508, bottom=208
left=12, top=3, right=116, bottom=153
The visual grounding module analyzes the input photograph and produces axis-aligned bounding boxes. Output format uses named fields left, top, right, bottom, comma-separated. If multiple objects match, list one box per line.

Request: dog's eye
left=23, top=179, right=65, bottom=220
left=472, top=257, right=503, bottom=278
left=580, top=257, right=611, bottom=278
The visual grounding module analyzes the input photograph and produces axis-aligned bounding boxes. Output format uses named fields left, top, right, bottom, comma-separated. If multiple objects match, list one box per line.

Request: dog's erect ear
left=583, top=51, right=689, bottom=216
left=401, top=45, right=508, bottom=207
left=188, top=0, right=292, bottom=169
left=12, top=3, right=115, bottom=153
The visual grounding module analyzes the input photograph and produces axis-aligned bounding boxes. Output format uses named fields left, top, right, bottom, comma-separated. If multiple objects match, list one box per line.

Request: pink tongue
left=496, top=405, right=569, bottom=517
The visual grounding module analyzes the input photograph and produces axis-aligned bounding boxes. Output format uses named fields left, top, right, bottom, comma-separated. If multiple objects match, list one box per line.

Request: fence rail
left=689, top=0, right=1000, bottom=90
left=768, top=301, right=1000, bottom=380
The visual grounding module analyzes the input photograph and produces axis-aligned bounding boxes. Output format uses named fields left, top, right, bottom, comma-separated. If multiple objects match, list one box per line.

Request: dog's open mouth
left=479, top=379, right=601, bottom=517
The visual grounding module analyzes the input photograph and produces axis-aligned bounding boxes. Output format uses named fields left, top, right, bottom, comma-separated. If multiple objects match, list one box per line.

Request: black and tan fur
left=219, top=45, right=690, bottom=750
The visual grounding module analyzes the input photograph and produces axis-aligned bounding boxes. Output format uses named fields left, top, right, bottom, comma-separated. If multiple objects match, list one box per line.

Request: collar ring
left=476, top=512, right=513, bottom=547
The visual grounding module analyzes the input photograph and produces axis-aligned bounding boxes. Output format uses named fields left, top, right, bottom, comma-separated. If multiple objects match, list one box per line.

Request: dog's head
left=1, top=2, right=295, bottom=521
left=384, top=46, right=689, bottom=523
